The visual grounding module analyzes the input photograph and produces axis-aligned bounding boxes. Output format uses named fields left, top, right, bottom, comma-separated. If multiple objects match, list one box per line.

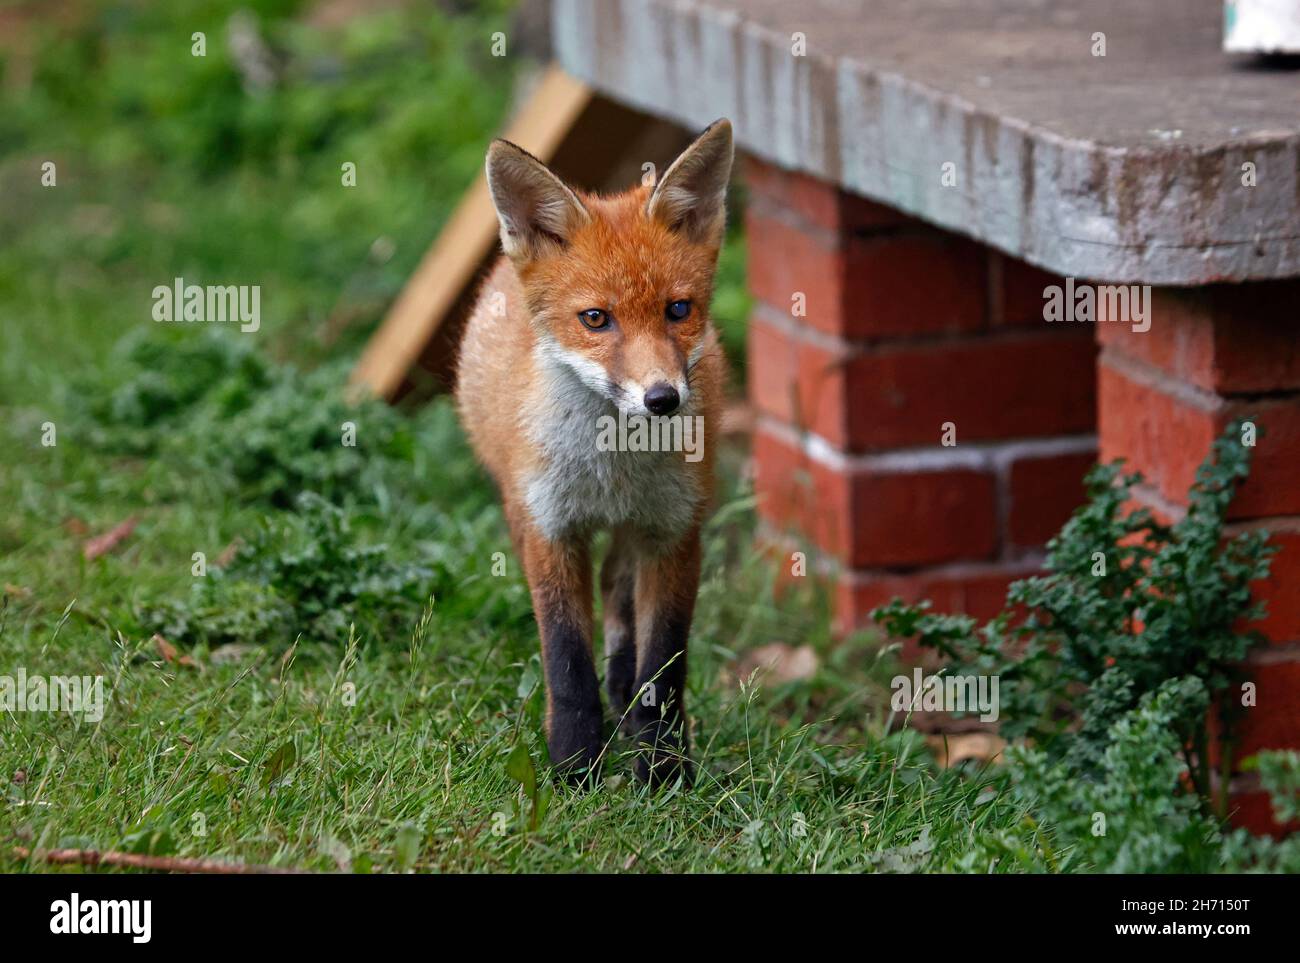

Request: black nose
left=644, top=382, right=680, bottom=415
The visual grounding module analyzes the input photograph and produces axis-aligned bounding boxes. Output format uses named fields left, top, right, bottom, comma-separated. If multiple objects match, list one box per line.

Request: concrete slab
left=553, top=0, right=1300, bottom=285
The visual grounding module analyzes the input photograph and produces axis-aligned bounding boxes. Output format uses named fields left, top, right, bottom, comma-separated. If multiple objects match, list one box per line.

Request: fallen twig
left=82, top=517, right=138, bottom=561
left=12, top=847, right=311, bottom=874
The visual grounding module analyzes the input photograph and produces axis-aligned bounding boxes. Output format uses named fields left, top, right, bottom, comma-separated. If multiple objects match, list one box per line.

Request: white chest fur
left=521, top=362, right=702, bottom=543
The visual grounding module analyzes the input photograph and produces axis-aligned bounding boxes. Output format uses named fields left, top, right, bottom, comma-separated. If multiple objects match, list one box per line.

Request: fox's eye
left=666, top=299, right=692, bottom=321
left=579, top=308, right=609, bottom=330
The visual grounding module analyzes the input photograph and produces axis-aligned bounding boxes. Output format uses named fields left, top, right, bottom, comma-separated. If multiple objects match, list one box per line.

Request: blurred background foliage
left=0, top=0, right=749, bottom=407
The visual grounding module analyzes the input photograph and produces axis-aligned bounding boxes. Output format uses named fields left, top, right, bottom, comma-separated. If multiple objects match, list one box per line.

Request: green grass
left=0, top=330, right=1051, bottom=872
left=0, top=0, right=1051, bottom=872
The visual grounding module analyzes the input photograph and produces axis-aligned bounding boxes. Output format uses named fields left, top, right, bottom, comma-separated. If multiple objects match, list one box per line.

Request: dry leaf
left=215, top=539, right=244, bottom=567
left=154, top=633, right=179, bottom=663
left=733, top=643, right=819, bottom=686
left=926, top=732, right=1006, bottom=768
left=83, top=517, right=137, bottom=561
left=153, top=633, right=198, bottom=669
left=4, top=584, right=31, bottom=599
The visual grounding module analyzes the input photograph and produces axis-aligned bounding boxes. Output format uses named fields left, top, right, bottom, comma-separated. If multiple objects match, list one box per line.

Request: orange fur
left=455, top=121, right=734, bottom=782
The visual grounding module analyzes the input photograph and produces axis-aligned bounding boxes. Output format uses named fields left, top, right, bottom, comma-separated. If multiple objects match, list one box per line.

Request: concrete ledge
left=554, top=0, right=1300, bottom=285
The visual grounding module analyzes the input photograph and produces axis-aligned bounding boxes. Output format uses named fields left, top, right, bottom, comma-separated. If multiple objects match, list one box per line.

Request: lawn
left=0, top=0, right=1050, bottom=873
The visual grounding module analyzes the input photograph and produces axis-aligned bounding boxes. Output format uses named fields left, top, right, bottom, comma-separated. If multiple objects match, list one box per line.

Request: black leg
left=524, top=531, right=603, bottom=782
left=540, top=615, right=604, bottom=780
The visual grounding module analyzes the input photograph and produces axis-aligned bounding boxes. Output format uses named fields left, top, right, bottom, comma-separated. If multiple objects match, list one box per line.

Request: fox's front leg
left=522, top=528, right=603, bottom=780
left=628, top=526, right=701, bottom=786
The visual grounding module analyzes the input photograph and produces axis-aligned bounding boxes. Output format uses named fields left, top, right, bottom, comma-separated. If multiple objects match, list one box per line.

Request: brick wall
left=744, top=157, right=1299, bottom=833
left=1098, top=285, right=1300, bottom=835
left=744, top=157, right=1098, bottom=652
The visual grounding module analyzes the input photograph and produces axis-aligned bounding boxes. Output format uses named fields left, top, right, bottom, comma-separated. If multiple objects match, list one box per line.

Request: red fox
left=456, top=120, right=734, bottom=785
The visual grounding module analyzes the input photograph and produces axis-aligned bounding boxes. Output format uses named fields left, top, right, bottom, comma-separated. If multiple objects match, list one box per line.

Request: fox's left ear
left=647, top=119, right=734, bottom=245
left=486, top=139, right=589, bottom=261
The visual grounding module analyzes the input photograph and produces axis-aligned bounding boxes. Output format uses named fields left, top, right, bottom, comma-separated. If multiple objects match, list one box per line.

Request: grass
left=0, top=0, right=1050, bottom=873
left=1, top=333, right=1049, bottom=872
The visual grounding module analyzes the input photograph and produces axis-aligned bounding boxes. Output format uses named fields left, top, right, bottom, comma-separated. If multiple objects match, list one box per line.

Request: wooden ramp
left=349, top=65, right=691, bottom=402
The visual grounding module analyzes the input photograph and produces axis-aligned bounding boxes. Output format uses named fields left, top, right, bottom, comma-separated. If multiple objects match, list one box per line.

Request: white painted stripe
left=759, top=415, right=1096, bottom=475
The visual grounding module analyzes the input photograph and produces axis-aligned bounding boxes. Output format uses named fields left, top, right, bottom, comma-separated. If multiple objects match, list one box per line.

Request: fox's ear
left=647, top=119, right=734, bottom=245
left=485, top=140, right=588, bottom=259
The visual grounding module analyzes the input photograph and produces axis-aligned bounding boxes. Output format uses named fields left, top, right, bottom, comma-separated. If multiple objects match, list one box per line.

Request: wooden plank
left=348, top=66, right=593, bottom=401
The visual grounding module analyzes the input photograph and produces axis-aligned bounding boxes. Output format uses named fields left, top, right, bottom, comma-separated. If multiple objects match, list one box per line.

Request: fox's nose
left=644, top=382, right=680, bottom=415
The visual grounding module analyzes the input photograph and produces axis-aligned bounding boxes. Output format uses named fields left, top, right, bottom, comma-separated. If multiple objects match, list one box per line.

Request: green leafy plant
left=1220, top=753, right=1300, bottom=871
left=1004, top=678, right=1224, bottom=873
left=137, top=493, right=435, bottom=648
left=505, top=740, right=553, bottom=833
left=872, top=422, right=1300, bottom=872
left=78, top=331, right=420, bottom=508
left=990, top=711, right=1300, bottom=873
left=874, top=422, right=1275, bottom=819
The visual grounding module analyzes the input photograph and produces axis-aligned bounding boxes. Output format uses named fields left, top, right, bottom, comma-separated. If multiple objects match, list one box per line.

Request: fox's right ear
left=647, top=119, right=733, bottom=245
left=485, top=140, right=588, bottom=260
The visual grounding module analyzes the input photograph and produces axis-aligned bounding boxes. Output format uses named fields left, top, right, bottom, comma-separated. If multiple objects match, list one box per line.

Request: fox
left=455, top=119, right=734, bottom=786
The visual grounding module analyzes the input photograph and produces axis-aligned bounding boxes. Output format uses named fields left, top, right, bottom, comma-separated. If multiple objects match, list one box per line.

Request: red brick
left=1099, top=284, right=1300, bottom=395
left=1224, top=399, right=1300, bottom=519
left=753, top=425, right=853, bottom=561
left=1098, top=361, right=1218, bottom=507
left=746, top=209, right=846, bottom=332
left=756, top=534, right=827, bottom=601
left=753, top=424, right=998, bottom=567
left=1245, top=528, right=1300, bottom=645
left=747, top=312, right=848, bottom=444
left=1096, top=296, right=1217, bottom=390
left=849, top=467, right=998, bottom=568
left=994, top=254, right=1065, bottom=328
left=745, top=209, right=989, bottom=340
left=1232, top=659, right=1300, bottom=761
left=743, top=156, right=909, bottom=233
left=748, top=314, right=801, bottom=428
left=1227, top=789, right=1300, bottom=837
left=1099, top=363, right=1300, bottom=519
left=841, top=233, right=989, bottom=339
left=843, top=331, right=1096, bottom=450
left=748, top=314, right=1096, bottom=453
left=1205, top=287, right=1300, bottom=393
left=1007, top=448, right=1097, bottom=549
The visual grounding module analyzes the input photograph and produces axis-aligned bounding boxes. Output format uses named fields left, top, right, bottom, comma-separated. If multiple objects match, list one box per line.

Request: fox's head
left=485, top=119, right=734, bottom=416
